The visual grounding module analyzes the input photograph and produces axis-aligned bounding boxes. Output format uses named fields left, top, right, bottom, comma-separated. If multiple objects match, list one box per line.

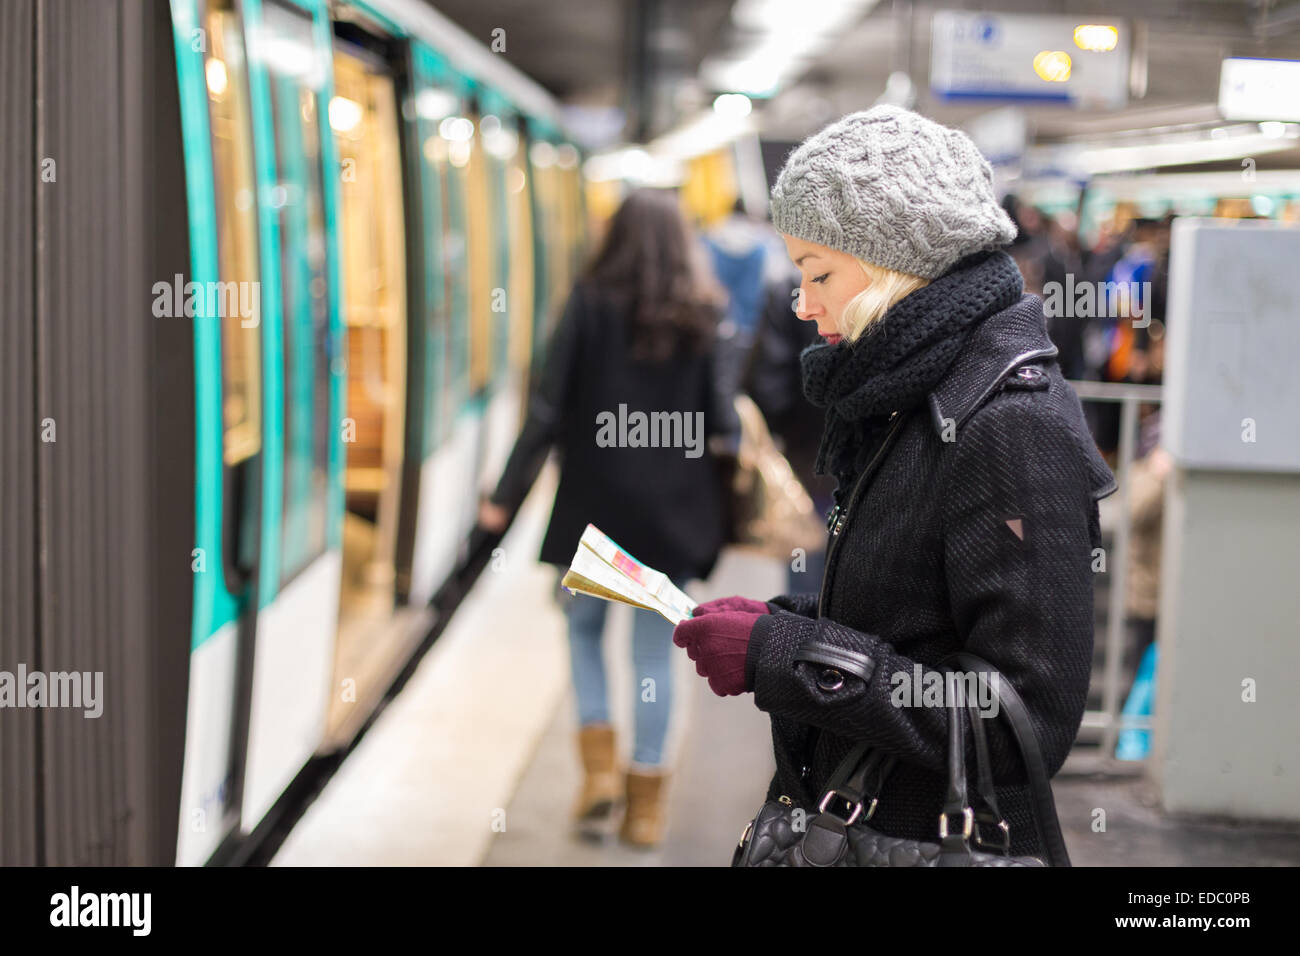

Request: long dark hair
left=580, top=187, right=725, bottom=362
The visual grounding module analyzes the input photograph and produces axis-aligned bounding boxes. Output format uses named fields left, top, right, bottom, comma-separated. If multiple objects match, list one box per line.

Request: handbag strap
left=819, top=743, right=894, bottom=825
left=941, top=651, right=1072, bottom=867
left=964, top=688, right=1010, bottom=850
left=818, top=652, right=1072, bottom=867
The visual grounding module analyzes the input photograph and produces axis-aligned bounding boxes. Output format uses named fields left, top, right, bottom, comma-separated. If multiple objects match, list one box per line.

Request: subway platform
left=272, top=468, right=1300, bottom=867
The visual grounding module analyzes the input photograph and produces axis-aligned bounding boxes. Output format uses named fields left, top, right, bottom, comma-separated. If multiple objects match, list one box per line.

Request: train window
left=464, top=111, right=495, bottom=392
left=503, top=120, right=535, bottom=376
left=262, top=0, right=331, bottom=582
left=205, top=0, right=262, bottom=466
left=556, top=152, right=585, bottom=306
left=413, top=87, right=457, bottom=450
left=429, top=104, right=472, bottom=418
left=331, top=42, right=407, bottom=603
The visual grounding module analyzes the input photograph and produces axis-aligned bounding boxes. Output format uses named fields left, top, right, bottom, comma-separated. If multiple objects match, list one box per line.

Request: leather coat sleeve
left=488, top=286, right=584, bottom=512
left=747, top=396, right=1096, bottom=783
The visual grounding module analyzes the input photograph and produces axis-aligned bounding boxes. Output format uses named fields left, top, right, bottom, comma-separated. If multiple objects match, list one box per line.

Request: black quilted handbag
left=732, top=651, right=1072, bottom=867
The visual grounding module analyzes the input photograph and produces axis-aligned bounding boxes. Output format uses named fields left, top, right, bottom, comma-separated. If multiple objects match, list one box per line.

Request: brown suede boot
left=573, top=723, right=621, bottom=826
left=619, top=764, right=671, bottom=848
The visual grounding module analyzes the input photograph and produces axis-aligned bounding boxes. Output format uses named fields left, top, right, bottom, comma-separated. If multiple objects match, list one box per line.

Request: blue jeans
left=563, top=586, right=681, bottom=767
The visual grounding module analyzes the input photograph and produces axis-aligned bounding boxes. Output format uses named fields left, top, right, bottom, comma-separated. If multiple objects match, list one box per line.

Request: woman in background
left=479, top=187, right=735, bottom=848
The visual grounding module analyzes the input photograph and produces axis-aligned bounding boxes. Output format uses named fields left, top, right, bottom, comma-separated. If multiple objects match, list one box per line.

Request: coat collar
left=926, top=293, right=1059, bottom=438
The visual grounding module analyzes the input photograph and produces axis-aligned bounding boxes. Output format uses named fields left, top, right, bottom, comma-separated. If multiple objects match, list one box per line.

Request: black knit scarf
left=800, top=249, right=1024, bottom=498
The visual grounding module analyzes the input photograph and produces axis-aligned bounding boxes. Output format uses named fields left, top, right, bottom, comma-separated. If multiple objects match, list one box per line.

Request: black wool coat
left=490, top=279, right=736, bottom=582
left=744, top=292, right=1117, bottom=858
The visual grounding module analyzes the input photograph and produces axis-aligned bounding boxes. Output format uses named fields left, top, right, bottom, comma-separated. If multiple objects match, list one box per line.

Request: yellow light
left=1073, top=25, right=1118, bottom=52
left=328, top=96, right=363, bottom=132
left=205, top=58, right=228, bottom=96
left=1033, top=50, right=1072, bottom=83
left=448, top=140, right=471, bottom=167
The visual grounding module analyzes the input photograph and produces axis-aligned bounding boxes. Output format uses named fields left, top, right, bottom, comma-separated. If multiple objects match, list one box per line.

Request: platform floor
left=273, top=467, right=1300, bottom=867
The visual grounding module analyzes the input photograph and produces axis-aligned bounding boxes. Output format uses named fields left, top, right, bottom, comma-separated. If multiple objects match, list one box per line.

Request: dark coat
left=744, top=292, right=1117, bottom=858
left=490, top=279, right=736, bottom=582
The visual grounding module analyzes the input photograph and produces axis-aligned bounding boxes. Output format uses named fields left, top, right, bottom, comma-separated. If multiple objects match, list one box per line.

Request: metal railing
left=1067, top=379, right=1164, bottom=769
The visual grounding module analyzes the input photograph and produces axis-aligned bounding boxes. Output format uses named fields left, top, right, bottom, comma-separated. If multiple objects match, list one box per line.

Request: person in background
left=702, top=197, right=788, bottom=435
left=1116, top=383, right=1168, bottom=761
left=702, top=197, right=782, bottom=341
left=742, top=264, right=837, bottom=594
left=1078, top=218, right=1134, bottom=459
left=1041, top=211, right=1087, bottom=382
left=1102, top=218, right=1163, bottom=386
left=1003, top=195, right=1047, bottom=294
left=478, top=187, right=736, bottom=849
left=1123, top=326, right=1167, bottom=675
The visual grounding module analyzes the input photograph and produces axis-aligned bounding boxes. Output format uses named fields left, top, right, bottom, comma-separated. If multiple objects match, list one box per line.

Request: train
left=0, top=0, right=587, bottom=865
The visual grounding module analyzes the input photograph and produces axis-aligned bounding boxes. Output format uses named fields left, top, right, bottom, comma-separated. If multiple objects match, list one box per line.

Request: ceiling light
left=1073, top=25, right=1118, bottom=52
left=205, top=58, right=228, bottom=96
left=439, top=116, right=474, bottom=142
left=328, top=96, right=363, bottom=132
left=1033, top=51, right=1072, bottom=83
left=416, top=89, right=459, bottom=122
left=713, top=93, right=752, bottom=118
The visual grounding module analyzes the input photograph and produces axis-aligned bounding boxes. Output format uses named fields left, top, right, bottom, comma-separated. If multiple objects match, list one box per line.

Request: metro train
left=0, top=0, right=586, bottom=865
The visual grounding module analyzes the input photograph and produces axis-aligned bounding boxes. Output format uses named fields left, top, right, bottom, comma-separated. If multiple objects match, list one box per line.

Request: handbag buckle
left=817, top=790, right=877, bottom=826
left=937, top=807, right=974, bottom=839
left=972, top=812, right=1011, bottom=853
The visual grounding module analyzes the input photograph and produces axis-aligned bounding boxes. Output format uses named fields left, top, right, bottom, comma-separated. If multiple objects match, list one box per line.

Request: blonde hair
left=839, top=259, right=931, bottom=342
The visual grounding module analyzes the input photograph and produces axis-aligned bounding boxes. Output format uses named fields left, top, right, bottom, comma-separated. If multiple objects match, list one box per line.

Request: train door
left=323, top=28, right=412, bottom=744
left=449, top=99, right=496, bottom=541
left=237, top=0, right=345, bottom=835
left=411, top=64, right=483, bottom=598
left=169, top=0, right=266, bottom=866
left=401, top=44, right=472, bottom=607
left=524, top=131, right=585, bottom=379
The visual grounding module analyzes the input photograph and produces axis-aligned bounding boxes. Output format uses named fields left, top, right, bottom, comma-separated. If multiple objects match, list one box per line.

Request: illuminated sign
left=931, top=11, right=1128, bottom=108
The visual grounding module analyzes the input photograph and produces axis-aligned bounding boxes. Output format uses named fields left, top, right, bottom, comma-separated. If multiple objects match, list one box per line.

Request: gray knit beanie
left=769, top=105, right=1017, bottom=279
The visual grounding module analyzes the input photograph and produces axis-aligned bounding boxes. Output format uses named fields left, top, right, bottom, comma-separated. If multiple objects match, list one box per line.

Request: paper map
left=560, top=525, right=698, bottom=625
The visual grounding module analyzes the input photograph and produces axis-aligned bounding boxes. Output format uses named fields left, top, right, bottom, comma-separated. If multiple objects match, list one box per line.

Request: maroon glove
left=672, top=610, right=764, bottom=697
left=691, top=595, right=770, bottom=617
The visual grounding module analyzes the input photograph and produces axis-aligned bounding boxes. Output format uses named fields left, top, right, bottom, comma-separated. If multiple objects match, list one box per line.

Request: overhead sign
left=930, top=11, right=1129, bottom=108
left=1219, top=57, right=1300, bottom=122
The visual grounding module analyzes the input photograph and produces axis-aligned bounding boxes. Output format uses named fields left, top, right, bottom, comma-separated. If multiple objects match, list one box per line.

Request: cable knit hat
left=769, top=105, right=1017, bottom=279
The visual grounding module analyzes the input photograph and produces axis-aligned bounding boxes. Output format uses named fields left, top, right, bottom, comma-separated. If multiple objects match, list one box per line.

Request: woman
left=673, top=106, right=1117, bottom=860
left=479, top=187, right=734, bottom=848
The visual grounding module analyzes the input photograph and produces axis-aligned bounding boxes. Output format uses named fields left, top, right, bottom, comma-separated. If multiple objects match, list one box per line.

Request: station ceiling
left=429, top=0, right=1300, bottom=156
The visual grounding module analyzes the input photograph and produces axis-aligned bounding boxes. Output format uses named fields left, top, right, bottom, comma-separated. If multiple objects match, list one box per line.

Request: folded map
left=560, top=524, right=697, bottom=625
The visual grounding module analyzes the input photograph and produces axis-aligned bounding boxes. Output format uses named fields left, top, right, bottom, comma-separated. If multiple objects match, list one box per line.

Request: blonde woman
left=672, top=106, right=1116, bottom=861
